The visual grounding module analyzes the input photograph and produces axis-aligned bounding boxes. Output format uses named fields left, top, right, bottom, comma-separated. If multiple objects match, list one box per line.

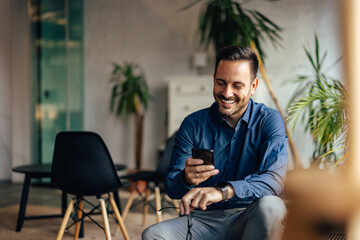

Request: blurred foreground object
left=284, top=169, right=352, bottom=239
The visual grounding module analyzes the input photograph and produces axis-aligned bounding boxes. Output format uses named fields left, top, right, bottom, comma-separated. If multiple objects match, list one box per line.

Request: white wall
left=83, top=0, right=343, bottom=170
left=0, top=0, right=12, bottom=180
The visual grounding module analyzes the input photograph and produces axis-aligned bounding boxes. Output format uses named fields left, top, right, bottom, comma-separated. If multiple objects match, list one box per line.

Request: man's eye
left=217, top=81, right=225, bottom=86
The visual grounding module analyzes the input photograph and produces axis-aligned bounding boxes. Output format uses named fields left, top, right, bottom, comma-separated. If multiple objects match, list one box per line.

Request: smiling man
left=143, top=46, right=288, bottom=240
left=213, top=59, right=257, bottom=128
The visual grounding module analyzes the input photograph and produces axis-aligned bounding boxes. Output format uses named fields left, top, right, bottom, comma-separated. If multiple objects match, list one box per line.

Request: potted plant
left=109, top=61, right=151, bottom=169
left=287, top=35, right=349, bottom=168
left=181, top=0, right=282, bottom=60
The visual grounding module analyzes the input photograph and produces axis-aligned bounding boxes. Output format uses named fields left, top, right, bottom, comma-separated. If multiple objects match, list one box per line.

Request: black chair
left=51, top=131, right=129, bottom=240
left=120, top=132, right=178, bottom=225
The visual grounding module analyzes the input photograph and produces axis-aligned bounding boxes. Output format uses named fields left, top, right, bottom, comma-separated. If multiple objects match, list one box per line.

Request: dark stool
left=12, top=163, right=126, bottom=232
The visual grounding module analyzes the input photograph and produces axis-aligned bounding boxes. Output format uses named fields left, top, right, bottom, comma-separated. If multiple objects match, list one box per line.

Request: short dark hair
left=215, top=45, right=259, bottom=80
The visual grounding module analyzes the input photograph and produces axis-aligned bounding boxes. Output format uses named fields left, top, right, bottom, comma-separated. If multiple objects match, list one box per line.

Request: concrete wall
left=0, top=0, right=343, bottom=180
left=0, top=0, right=12, bottom=180
left=10, top=0, right=32, bottom=182
left=0, top=0, right=31, bottom=181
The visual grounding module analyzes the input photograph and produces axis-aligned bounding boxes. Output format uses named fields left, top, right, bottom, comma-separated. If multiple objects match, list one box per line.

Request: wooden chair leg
left=99, top=198, right=112, bottom=240
left=109, top=193, right=130, bottom=240
left=74, top=198, right=84, bottom=240
left=155, top=186, right=162, bottom=223
left=122, top=189, right=137, bottom=220
left=56, top=199, right=74, bottom=240
left=142, top=187, right=150, bottom=226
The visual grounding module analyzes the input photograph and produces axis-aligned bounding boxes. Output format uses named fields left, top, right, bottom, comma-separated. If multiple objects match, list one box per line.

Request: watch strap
left=215, top=182, right=229, bottom=201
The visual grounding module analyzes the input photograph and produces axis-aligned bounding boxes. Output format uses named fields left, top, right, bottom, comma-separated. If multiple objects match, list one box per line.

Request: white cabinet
left=166, top=75, right=214, bottom=137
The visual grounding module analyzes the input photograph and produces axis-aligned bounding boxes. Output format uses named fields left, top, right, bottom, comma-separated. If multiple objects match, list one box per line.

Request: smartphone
left=192, top=148, right=214, bottom=165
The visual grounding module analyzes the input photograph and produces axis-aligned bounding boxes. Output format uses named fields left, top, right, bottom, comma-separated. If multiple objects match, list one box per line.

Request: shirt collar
left=210, top=98, right=253, bottom=127
left=240, top=98, right=252, bottom=125
left=210, top=102, right=222, bottom=125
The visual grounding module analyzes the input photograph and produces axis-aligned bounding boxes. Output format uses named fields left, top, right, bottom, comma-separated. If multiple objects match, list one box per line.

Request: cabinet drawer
left=169, top=96, right=212, bottom=119
left=167, top=76, right=214, bottom=137
left=171, top=82, right=212, bottom=95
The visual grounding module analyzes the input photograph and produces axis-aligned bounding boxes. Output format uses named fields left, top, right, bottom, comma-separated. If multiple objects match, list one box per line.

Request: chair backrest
left=155, top=132, right=176, bottom=177
left=51, top=131, right=122, bottom=197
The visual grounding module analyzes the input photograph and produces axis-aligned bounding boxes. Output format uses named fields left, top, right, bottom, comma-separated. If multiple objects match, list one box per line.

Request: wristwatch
left=215, top=182, right=229, bottom=201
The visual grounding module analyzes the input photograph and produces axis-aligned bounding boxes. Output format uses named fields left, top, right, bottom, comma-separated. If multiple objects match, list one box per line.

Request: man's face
left=213, top=60, right=258, bottom=125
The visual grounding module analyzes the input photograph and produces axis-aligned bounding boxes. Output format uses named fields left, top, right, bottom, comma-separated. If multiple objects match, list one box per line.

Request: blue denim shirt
left=165, top=99, right=288, bottom=209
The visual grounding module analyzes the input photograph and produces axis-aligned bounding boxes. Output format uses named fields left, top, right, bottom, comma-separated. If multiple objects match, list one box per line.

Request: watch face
left=216, top=182, right=228, bottom=188
left=216, top=182, right=229, bottom=188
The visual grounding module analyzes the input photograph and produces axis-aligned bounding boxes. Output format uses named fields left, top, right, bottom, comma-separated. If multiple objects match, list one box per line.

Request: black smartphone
left=192, top=148, right=214, bottom=165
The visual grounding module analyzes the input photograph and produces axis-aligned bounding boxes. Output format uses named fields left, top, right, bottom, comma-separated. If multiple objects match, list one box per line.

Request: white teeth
left=221, top=99, right=235, bottom=104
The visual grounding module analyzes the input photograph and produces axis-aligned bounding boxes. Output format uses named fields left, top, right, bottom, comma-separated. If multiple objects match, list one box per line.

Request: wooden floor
left=0, top=180, right=175, bottom=213
left=0, top=181, right=47, bottom=208
left=0, top=180, right=179, bottom=239
left=1, top=181, right=346, bottom=239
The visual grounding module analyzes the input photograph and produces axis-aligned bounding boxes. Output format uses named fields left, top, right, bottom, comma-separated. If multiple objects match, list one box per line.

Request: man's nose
left=222, top=85, right=233, bottom=98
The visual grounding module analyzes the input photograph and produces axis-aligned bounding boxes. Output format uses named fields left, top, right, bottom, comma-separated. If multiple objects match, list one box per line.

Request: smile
left=217, top=94, right=239, bottom=105
left=221, top=99, right=235, bottom=104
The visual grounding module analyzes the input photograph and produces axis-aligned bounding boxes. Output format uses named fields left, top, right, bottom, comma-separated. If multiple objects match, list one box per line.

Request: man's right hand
left=183, top=158, right=219, bottom=186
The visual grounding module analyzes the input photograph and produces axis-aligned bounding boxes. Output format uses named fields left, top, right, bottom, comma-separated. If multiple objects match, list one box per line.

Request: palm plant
left=109, top=62, right=151, bottom=169
left=287, top=35, right=349, bottom=167
left=181, top=0, right=282, bottom=60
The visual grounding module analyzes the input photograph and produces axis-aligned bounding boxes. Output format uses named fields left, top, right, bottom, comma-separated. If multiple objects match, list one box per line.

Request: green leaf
left=315, top=34, right=320, bottom=70
left=304, top=46, right=317, bottom=73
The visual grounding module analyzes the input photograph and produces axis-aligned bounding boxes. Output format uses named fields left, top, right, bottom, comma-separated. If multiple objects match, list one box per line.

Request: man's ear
left=250, top=78, right=258, bottom=95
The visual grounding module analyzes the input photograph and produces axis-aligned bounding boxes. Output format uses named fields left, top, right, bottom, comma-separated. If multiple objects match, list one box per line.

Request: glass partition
left=30, top=0, right=83, bottom=164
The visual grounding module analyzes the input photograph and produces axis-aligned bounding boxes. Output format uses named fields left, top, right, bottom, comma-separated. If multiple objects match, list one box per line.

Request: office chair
left=120, top=132, right=178, bottom=226
left=51, top=131, right=129, bottom=240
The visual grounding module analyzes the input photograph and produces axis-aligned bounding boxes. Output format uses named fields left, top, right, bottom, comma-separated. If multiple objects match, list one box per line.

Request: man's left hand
left=179, top=186, right=234, bottom=215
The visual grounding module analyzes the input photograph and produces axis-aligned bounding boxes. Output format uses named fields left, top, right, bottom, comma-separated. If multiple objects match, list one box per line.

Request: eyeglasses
left=158, top=207, right=193, bottom=240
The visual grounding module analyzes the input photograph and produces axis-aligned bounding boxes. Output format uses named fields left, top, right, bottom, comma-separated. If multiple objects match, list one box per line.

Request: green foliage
left=181, top=0, right=282, bottom=61
left=287, top=35, right=348, bottom=165
left=109, top=62, right=150, bottom=119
